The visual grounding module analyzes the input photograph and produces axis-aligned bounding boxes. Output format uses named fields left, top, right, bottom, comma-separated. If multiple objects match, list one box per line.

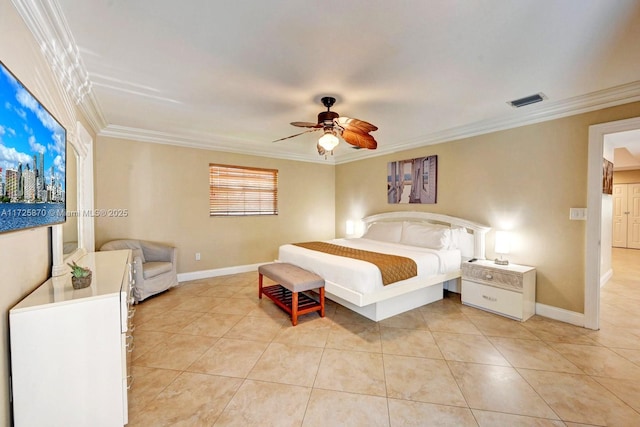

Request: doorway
left=586, top=116, right=640, bottom=330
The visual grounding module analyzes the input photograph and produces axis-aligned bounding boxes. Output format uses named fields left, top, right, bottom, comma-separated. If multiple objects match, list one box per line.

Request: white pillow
left=449, top=226, right=466, bottom=250
left=458, top=229, right=475, bottom=258
left=400, top=222, right=451, bottom=250
left=362, top=222, right=403, bottom=243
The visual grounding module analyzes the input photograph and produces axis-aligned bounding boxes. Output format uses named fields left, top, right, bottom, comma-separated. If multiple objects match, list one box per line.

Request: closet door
left=629, top=183, right=640, bottom=249
left=613, top=184, right=628, bottom=248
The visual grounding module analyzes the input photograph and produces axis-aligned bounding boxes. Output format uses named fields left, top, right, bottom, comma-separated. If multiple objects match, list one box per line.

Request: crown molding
left=76, top=90, right=108, bottom=133
left=614, top=165, right=640, bottom=171
left=11, top=0, right=107, bottom=133
left=102, top=80, right=640, bottom=165
left=99, top=125, right=331, bottom=164
left=335, top=80, right=640, bottom=164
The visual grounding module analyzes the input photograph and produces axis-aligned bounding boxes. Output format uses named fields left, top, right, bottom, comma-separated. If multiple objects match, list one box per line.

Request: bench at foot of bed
left=258, top=262, right=325, bottom=326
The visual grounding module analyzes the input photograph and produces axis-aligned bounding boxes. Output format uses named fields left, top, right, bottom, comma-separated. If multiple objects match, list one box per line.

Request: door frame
left=586, top=116, right=640, bottom=329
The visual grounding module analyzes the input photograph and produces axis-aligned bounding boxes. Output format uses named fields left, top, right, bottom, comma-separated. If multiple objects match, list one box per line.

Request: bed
left=278, top=211, right=490, bottom=321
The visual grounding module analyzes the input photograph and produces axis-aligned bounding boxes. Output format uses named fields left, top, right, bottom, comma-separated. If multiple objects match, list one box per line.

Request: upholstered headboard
left=361, top=211, right=491, bottom=260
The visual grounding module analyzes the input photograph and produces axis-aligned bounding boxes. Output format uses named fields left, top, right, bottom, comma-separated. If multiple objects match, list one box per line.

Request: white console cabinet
left=10, top=250, right=133, bottom=426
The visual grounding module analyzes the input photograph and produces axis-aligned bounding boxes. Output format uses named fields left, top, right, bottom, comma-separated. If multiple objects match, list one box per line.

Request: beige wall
left=614, top=169, right=640, bottom=184
left=0, top=0, right=79, bottom=423
left=94, top=137, right=336, bottom=272
left=95, top=102, right=640, bottom=314
left=336, top=102, right=640, bottom=314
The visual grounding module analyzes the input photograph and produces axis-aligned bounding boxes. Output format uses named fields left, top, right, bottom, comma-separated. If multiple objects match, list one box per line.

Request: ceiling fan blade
left=335, top=116, right=378, bottom=133
left=291, top=121, right=321, bottom=128
left=272, top=128, right=321, bottom=142
left=339, top=128, right=377, bottom=149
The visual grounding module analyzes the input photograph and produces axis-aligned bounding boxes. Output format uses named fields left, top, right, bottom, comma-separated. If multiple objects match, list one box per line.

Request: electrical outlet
left=195, top=252, right=201, bottom=261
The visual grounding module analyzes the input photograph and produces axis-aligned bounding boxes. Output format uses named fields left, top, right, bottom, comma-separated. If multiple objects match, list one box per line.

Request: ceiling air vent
left=508, top=93, right=546, bottom=108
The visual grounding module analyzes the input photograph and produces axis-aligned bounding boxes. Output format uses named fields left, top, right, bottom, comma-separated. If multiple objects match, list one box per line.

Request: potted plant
left=67, top=261, right=92, bottom=289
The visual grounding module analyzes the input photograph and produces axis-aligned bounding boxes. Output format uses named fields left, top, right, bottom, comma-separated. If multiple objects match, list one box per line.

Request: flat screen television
left=0, top=61, right=66, bottom=234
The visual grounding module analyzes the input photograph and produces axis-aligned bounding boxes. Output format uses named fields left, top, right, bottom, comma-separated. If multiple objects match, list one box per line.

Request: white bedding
left=278, top=238, right=461, bottom=295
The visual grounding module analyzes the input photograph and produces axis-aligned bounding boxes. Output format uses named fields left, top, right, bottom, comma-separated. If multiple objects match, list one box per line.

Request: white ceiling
left=16, top=0, right=640, bottom=164
left=609, top=129, right=640, bottom=170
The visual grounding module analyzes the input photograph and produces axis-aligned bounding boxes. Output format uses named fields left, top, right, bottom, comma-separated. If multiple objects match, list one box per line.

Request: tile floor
left=127, top=248, right=640, bottom=426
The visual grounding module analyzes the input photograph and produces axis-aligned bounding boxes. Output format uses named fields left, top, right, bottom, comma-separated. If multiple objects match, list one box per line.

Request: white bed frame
left=325, top=211, right=490, bottom=321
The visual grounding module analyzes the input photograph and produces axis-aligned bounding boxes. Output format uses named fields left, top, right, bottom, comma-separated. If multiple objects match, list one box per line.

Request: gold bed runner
left=293, top=241, right=417, bottom=286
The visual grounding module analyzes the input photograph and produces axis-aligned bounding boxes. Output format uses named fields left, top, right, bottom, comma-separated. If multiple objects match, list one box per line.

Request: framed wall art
left=0, top=61, right=67, bottom=234
left=602, top=158, right=613, bottom=195
left=387, top=155, right=437, bottom=204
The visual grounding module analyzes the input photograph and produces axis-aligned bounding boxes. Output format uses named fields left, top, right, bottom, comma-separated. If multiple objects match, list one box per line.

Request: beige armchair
left=100, top=239, right=178, bottom=302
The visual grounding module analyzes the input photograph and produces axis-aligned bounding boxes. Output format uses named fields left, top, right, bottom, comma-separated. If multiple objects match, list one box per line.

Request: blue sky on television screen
left=0, top=63, right=66, bottom=193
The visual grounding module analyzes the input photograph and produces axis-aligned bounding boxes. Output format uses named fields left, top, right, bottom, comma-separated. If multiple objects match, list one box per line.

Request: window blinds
left=209, top=164, right=278, bottom=216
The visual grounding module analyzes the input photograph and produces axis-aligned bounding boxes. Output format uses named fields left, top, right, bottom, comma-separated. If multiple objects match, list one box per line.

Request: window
left=209, top=164, right=278, bottom=216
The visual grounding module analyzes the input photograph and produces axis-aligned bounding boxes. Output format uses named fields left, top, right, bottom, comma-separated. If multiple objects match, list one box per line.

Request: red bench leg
left=320, top=287, right=325, bottom=318
left=291, top=291, right=299, bottom=326
left=258, top=273, right=263, bottom=299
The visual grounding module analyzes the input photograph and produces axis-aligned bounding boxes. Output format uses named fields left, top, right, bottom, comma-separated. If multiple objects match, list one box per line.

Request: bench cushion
left=259, top=263, right=324, bottom=293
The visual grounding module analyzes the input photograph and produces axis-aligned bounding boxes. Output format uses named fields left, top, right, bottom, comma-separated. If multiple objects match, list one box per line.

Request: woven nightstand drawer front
left=462, top=263, right=523, bottom=292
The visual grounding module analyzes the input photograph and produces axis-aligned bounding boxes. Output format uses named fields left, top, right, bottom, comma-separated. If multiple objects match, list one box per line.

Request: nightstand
left=461, top=260, right=536, bottom=321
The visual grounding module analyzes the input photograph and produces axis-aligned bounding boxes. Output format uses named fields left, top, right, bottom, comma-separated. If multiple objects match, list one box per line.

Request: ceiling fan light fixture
left=274, top=96, right=378, bottom=153
left=319, top=131, right=339, bottom=151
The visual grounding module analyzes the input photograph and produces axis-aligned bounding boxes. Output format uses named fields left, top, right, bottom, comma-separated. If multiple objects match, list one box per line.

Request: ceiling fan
left=273, top=96, right=378, bottom=156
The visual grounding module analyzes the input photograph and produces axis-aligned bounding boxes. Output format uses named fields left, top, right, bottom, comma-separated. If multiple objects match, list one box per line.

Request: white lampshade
left=346, top=220, right=355, bottom=235
left=319, top=132, right=339, bottom=151
left=495, top=231, right=511, bottom=254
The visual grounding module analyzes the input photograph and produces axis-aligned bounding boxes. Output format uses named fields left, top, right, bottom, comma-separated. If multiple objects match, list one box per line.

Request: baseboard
left=178, top=264, right=588, bottom=328
left=535, top=302, right=585, bottom=327
left=600, top=268, right=613, bottom=287
left=177, top=262, right=265, bottom=282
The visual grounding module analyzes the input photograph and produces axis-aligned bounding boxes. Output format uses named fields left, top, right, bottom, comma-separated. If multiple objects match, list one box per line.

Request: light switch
left=569, top=208, right=587, bottom=220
